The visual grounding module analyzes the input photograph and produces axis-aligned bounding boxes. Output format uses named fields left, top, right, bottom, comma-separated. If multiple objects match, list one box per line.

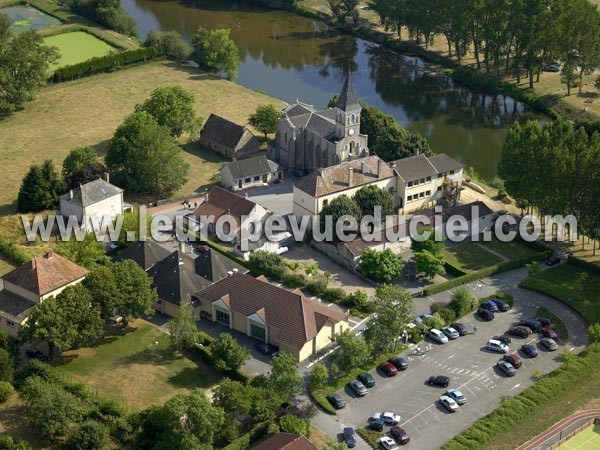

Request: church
left=268, top=72, right=369, bottom=174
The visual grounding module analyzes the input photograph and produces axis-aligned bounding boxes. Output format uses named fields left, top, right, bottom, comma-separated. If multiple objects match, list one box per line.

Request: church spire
left=335, top=71, right=360, bottom=112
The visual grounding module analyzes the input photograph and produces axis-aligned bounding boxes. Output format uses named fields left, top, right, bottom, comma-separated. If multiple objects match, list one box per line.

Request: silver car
left=442, top=326, right=459, bottom=340
left=540, top=338, right=558, bottom=351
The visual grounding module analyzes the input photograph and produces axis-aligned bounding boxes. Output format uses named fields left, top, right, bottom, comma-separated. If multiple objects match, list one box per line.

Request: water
left=121, top=0, right=543, bottom=179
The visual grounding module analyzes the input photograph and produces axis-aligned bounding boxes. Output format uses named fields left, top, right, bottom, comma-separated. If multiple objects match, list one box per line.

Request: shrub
left=356, top=428, right=383, bottom=449
left=0, top=236, right=32, bottom=265
left=278, top=415, right=310, bottom=437
left=66, top=420, right=109, bottom=450
left=310, top=390, right=337, bottom=415
left=0, top=381, right=14, bottom=403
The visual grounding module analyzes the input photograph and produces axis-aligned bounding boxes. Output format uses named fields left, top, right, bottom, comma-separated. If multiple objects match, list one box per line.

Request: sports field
left=557, top=425, right=600, bottom=450
left=43, top=31, right=115, bottom=70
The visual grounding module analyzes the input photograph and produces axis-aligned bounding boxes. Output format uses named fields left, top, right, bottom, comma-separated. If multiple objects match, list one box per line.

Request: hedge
left=444, top=261, right=467, bottom=278
left=441, top=344, right=600, bottom=450
left=356, top=428, right=384, bottom=449
left=567, top=255, right=600, bottom=277
left=309, top=389, right=337, bottom=415
left=50, top=47, right=165, bottom=82
left=0, top=236, right=32, bottom=266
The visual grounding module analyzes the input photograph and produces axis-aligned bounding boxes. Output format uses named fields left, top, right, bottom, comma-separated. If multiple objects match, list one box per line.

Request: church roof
left=305, top=114, right=337, bottom=140
left=284, top=103, right=315, bottom=117
left=335, top=72, right=360, bottom=112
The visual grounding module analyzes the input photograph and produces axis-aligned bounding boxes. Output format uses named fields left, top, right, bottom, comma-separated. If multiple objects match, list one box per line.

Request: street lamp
left=476, top=281, right=483, bottom=300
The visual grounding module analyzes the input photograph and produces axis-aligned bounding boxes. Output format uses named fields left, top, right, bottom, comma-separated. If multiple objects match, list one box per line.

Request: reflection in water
left=121, top=0, right=543, bottom=179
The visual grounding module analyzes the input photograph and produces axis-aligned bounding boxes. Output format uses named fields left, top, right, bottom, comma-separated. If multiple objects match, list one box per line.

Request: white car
left=379, top=437, right=399, bottom=450
left=373, top=411, right=401, bottom=425
left=486, top=339, right=509, bottom=354
left=439, top=395, right=459, bottom=413
left=429, top=328, right=449, bottom=344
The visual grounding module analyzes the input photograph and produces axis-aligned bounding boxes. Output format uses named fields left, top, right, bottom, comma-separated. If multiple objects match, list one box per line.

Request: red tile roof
left=191, top=187, right=257, bottom=236
left=251, top=434, right=318, bottom=450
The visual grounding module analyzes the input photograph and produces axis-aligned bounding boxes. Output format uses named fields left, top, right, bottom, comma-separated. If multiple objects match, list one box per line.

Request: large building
left=269, top=72, right=368, bottom=173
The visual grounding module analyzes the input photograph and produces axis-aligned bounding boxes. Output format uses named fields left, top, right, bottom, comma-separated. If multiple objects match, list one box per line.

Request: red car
left=503, top=353, right=522, bottom=369
left=540, top=327, right=558, bottom=340
left=379, top=362, right=399, bottom=377
left=507, top=326, right=532, bottom=338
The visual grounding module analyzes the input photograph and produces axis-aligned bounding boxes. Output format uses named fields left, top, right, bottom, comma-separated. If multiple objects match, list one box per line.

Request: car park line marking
left=510, top=383, right=521, bottom=391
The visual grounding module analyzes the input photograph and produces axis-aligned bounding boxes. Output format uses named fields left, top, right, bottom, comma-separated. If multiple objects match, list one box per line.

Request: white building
left=220, top=155, right=282, bottom=192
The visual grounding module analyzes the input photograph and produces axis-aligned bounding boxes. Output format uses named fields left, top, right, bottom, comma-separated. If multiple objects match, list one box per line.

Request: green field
left=479, top=237, right=540, bottom=260
left=557, top=425, right=600, bottom=450
left=442, top=242, right=504, bottom=272
left=0, top=5, right=61, bottom=31
left=43, top=31, right=115, bottom=70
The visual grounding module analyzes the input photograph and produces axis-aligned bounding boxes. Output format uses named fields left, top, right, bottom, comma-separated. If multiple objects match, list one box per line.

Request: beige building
left=193, top=272, right=349, bottom=361
left=0, top=251, right=88, bottom=337
left=200, top=113, right=260, bottom=160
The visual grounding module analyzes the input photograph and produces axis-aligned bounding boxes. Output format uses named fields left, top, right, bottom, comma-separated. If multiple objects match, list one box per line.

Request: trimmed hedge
left=567, top=255, right=600, bottom=277
left=444, top=261, right=467, bottom=278
left=309, top=389, right=337, bottom=415
left=0, top=236, right=32, bottom=266
left=50, top=47, right=165, bottom=82
left=356, top=428, right=384, bottom=449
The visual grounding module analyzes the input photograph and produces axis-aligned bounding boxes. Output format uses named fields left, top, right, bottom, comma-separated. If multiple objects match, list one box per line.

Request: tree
left=0, top=381, right=14, bottom=404
left=144, top=30, right=191, bottom=62
left=359, top=248, right=404, bottom=282
left=57, top=232, right=108, bottom=270
left=249, top=105, right=279, bottom=140
left=17, top=160, right=62, bottom=213
left=328, top=0, right=360, bottom=25
left=66, top=420, right=110, bottom=450
left=278, top=415, right=310, bottom=436
left=167, top=304, right=198, bottom=352
left=334, top=329, right=371, bottom=372
left=106, top=111, right=189, bottom=197
left=309, top=363, right=329, bottom=393
left=268, top=351, right=302, bottom=403
left=192, top=27, right=240, bottom=80
left=0, top=348, right=15, bottom=383
left=410, top=226, right=443, bottom=255
left=415, top=250, right=445, bottom=279
left=20, top=285, right=103, bottom=356
left=67, top=0, right=137, bottom=36
left=560, top=57, right=579, bottom=96
left=67, top=162, right=108, bottom=189
left=448, top=285, right=477, bottom=318
left=0, top=435, right=32, bottom=450
left=136, top=86, right=202, bottom=138
left=212, top=378, right=253, bottom=418
left=353, top=185, right=395, bottom=217
left=210, top=333, right=250, bottom=372
left=319, top=195, right=362, bottom=237
left=589, top=323, right=600, bottom=344
left=62, top=147, right=97, bottom=179
left=0, top=21, right=59, bottom=114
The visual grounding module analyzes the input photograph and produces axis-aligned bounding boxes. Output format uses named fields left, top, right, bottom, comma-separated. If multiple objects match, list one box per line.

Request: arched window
left=351, top=114, right=356, bottom=124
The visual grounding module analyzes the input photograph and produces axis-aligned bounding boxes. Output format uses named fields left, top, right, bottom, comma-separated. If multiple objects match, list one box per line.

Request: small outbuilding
left=199, top=113, right=260, bottom=159
left=221, top=155, right=282, bottom=191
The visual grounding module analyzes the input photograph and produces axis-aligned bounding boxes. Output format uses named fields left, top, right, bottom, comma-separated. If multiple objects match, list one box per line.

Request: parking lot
left=328, top=287, right=588, bottom=450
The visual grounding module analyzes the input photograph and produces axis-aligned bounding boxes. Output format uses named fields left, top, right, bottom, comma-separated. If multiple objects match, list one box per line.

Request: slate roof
left=392, top=154, right=438, bottom=182
left=420, top=200, right=493, bottom=223
left=0, top=289, right=36, bottom=321
left=194, top=246, right=247, bottom=282
left=223, top=155, right=276, bottom=180
left=3, top=251, right=88, bottom=297
left=251, top=434, right=318, bottom=450
left=194, top=272, right=347, bottom=351
left=112, top=240, right=172, bottom=271
left=201, top=113, right=251, bottom=149
left=294, top=155, right=394, bottom=197
left=305, top=114, right=337, bottom=140
left=60, top=178, right=123, bottom=209
left=428, top=153, right=465, bottom=174
left=336, top=71, right=360, bottom=112
left=284, top=103, right=315, bottom=117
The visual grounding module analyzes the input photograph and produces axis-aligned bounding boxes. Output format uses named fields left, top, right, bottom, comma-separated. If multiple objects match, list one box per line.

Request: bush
left=356, top=428, right=383, bottom=449
left=66, top=420, right=110, bottom=450
left=0, top=236, right=32, bottom=265
left=0, top=381, right=14, bottom=403
left=310, top=390, right=337, bottom=415
left=278, top=415, right=310, bottom=437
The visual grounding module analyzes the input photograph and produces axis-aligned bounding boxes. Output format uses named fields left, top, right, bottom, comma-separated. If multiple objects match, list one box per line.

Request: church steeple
left=335, top=71, right=360, bottom=112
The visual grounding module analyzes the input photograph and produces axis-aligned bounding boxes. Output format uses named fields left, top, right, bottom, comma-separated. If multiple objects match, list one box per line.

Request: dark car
left=343, top=427, right=357, bottom=448
left=388, top=357, right=408, bottom=371
left=503, top=353, right=522, bottom=369
left=326, top=393, right=346, bottom=410
left=390, top=426, right=410, bottom=445
left=492, top=299, right=511, bottom=312
left=451, top=323, right=468, bottom=336
left=546, top=255, right=561, bottom=266
left=25, top=349, right=47, bottom=361
left=521, top=344, right=538, bottom=358
left=540, top=327, right=559, bottom=340
left=507, top=326, right=532, bottom=338
left=477, top=308, right=494, bottom=321
left=537, top=317, right=552, bottom=328
left=519, top=319, right=543, bottom=333
left=358, top=372, right=376, bottom=388
left=427, top=375, right=450, bottom=387
left=379, top=362, right=399, bottom=377
left=255, top=342, right=279, bottom=355
left=369, top=418, right=384, bottom=432
left=347, top=380, right=368, bottom=397
left=480, top=300, right=499, bottom=312
left=493, top=335, right=512, bottom=346
left=496, top=360, right=517, bottom=377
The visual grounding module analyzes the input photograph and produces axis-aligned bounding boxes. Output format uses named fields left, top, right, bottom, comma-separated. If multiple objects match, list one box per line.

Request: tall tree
left=144, top=30, right=192, bottom=62
left=334, top=329, right=371, bottom=372
left=167, top=304, right=198, bottom=352
left=353, top=185, right=395, bottom=217
left=248, top=105, right=279, bottom=140
left=62, top=147, right=98, bottom=180
left=192, top=27, right=240, bottom=80
left=210, top=333, right=250, bottom=372
left=319, top=195, right=362, bottom=237
left=328, top=0, right=360, bottom=25
left=57, top=232, right=109, bottom=269
left=414, top=250, right=445, bottom=279
left=411, top=226, right=444, bottom=255
left=268, top=352, right=302, bottom=403
left=359, top=248, right=404, bottom=282
left=17, top=160, right=62, bottom=213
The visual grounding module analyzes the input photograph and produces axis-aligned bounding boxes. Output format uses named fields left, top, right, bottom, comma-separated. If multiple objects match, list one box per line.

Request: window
left=426, top=190, right=431, bottom=196
left=426, top=176, right=431, bottom=182
left=437, top=186, right=442, bottom=192
left=216, top=310, right=229, bottom=326
left=419, top=192, right=425, bottom=198
left=245, top=177, right=251, bottom=183
left=450, top=170, right=455, bottom=175
left=250, top=324, right=266, bottom=340
left=407, top=195, right=413, bottom=201
left=408, top=181, right=413, bottom=188
left=420, top=178, right=425, bottom=184
left=388, top=187, right=394, bottom=194
left=254, top=175, right=260, bottom=181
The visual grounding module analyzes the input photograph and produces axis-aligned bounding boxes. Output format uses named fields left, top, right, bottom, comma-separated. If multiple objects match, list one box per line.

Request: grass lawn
left=44, top=31, right=115, bottom=70
left=556, top=425, right=600, bottom=450
left=479, top=237, right=539, bottom=260
left=519, top=264, right=600, bottom=324
left=442, top=242, right=504, bottom=272
left=58, top=320, right=220, bottom=411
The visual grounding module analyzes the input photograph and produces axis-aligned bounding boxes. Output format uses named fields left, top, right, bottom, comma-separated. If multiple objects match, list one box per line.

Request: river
left=121, top=0, right=543, bottom=180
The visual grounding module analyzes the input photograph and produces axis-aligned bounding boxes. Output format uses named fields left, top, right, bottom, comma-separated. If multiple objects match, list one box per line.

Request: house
left=292, top=155, right=395, bottom=220
left=393, top=153, right=464, bottom=214
left=199, top=113, right=260, bottom=160
left=269, top=72, right=369, bottom=173
left=186, top=187, right=269, bottom=242
left=0, top=251, right=88, bottom=337
left=59, top=177, right=131, bottom=231
left=193, top=272, right=349, bottom=361
left=251, top=434, right=318, bottom=450
left=221, top=155, right=283, bottom=191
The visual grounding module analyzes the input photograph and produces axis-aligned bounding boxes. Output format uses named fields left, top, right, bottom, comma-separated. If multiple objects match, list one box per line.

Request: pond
left=121, top=0, right=544, bottom=179
left=1, top=5, right=61, bottom=31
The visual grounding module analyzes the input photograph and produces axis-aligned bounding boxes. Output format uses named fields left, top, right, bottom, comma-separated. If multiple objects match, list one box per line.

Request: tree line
left=66, top=0, right=137, bottom=37
left=370, top=0, right=600, bottom=90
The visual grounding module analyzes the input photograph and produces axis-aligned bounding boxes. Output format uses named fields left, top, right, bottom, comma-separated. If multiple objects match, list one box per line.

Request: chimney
left=227, top=208, right=231, bottom=216
left=377, top=158, right=383, bottom=177
left=204, top=190, right=209, bottom=203
left=244, top=192, right=249, bottom=200
left=360, top=161, right=365, bottom=174
left=104, top=172, right=110, bottom=184
left=46, top=249, right=53, bottom=259
left=227, top=271, right=234, bottom=276
left=232, top=268, right=239, bottom=273
left=347, top=167, right=353, bottom=187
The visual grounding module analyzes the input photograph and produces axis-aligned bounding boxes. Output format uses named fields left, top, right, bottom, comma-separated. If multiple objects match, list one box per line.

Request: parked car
left=427, top=375, right=450, bottom=387
left=390, top=427, right=410, bottom=445
left=496, top=360, right=517, bottom=377
left=326, top=393, right=346, bottom=409
left=540, top=328, right=558, bottom=340
left=379, top=362, right=399, bottom=377
left=442, top=326, right=460, bottom=340
left=388, top=357, right=408, bottom=371
left=543, top=63, right=560, bottom=72
left=373, top=411, right=401, bottom=425
left=343, top=427, right=356, bottom=448
left=503, top=353, right=522, bottom=369
left=519, top=319, right=543, bottom=332
left=480, top=300, right=499, bottom=312
left=255, top=342, right=279, bottom=355
left=451, top=322, right=468, bottom=336
left=439, top=395, right=459, bottom=412
left=414, top=313, right=432, bottom=324
left=540, top=338, right=558, bottom=351
left=487, top=339, right=509, bottom=354
left=379, top=436, right=399, bottom=450
left=546, top=255, right=561, bottom=266
left=507, top=326, right=532, bottom=338
left=445, top=389, right=466, bottom=405
left=537, top=317, right=552, bottom=328
left=347, top=380, right=368, bottom=397
left=493, top=335, right=512, bottom=345
left=370, top=418, right=385, bottom=432
left=477, top=308, right=494, bottom=321
left=492, top=298, right=511, bottom=312
left=521, top=344, right=538, bottom=358
left=358, top=372, right=376, bottom=387
left=429, top=328, right=449, bottom=344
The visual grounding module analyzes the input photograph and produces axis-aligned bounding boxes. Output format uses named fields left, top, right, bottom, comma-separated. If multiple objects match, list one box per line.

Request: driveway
left=240, top=175, right=298, bottom=216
